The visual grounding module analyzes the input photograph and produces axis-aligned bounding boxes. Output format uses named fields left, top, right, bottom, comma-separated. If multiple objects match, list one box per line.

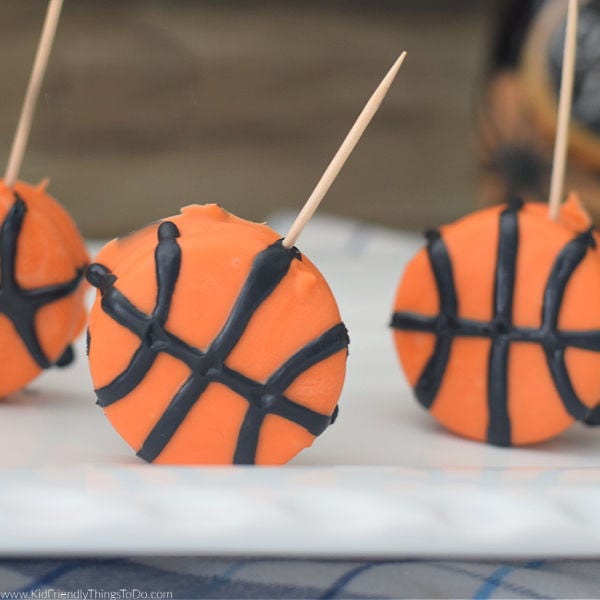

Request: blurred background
left=1, top=1, right=598, bottom=237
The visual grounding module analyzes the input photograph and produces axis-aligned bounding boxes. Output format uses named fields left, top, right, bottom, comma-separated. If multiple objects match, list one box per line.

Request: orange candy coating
left=0, top=179, right=88, bottom=397
left=392, top=195, right=600, bottom=446
left=87, top=204, right=348, bottom=465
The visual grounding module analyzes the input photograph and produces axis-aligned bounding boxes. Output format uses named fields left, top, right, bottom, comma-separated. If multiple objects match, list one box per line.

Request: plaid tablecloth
left=1, top=558, right=600, bottom=599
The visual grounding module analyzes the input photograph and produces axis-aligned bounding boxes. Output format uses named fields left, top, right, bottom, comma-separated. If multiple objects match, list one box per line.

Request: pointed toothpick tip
left=282, top=52, right=407, bottom=249
left=548, top=0, right=578, bottom=221
left=388, top=52, right=407, bottom=80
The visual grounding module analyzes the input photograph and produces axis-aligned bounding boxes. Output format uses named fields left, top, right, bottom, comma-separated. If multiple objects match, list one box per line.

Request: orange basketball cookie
left=0, top=179, right=88, bottom=396
left=391, top=195, right=600, bottom=446
left=86, top=204, right=349, bottom=465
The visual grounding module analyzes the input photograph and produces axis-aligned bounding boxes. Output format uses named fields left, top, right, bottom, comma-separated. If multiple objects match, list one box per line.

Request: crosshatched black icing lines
left=391, top=200, right=600, bottom=446
left=88, top=220, right=349, bottom=464
left=0, top=193, right=85, bottom=370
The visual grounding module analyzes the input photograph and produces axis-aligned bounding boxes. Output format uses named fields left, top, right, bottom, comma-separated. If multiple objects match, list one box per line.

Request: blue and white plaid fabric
left=1, top=558, right=600, bottom=599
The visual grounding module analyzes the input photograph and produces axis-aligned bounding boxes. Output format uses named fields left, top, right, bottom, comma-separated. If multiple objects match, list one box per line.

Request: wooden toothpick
left=4, top=0, right=64, bottom=189
left=548, top=0, right=578, bottom=221
left=282, top=52, right=407, bottom=248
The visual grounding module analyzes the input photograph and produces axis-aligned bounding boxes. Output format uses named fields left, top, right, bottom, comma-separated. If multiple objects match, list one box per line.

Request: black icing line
left=540, top=229, right=595, bottom=331
left=138, top=375, right=210, bottom=463
left=153, top=221, right=181, bottom=323
left=209, top=241, right=299, bottom=359
left=541, top=231, right=593, bottom=421
left=583, top=404, right=600, bottom=426
left=95, top=346, right=157, bottom=406
left=267, top=322, right=349, bottom=392
left=545, top=347, right=589, bottom=421
left=233, top=407, right=267, bottom=465
left=486, top=205, right=519, bottom=446
left=55, top=345, right=75, bottom=368
left=391, top=312, right=600, bottom=352
left=411, top=229, right=458, bottom=410
left=0, top=194, right=85, bottom=369
left=486, top=333, right=511, bottom=446
left=88, top=227, right=348, bottom=464
left=392, top=203, right=597, bottom=442
left=425, top=228, right=458, bottom=314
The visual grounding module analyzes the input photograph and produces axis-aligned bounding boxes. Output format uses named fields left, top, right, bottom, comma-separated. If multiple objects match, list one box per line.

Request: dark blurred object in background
left=0, top=1, right=489, bottom=237
left=478, top=0, right=600, bottom=223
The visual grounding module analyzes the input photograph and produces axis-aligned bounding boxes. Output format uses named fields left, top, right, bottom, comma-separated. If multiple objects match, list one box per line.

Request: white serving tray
left=1, top=214, right=600, bottom=558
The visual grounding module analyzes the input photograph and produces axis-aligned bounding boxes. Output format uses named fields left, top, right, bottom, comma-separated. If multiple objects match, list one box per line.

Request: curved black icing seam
left=411, top=231, right=458, bottom=409
left=392, top=311, right=600, bottom=352
left=90, top=228, right=348, bottom=463
left=95, top=347, right=158, bottom=407
left=55, top=345, right=74, bottom=367
left=0, top=195, right=26, bottom=286
left=540, top=231, right=593, bottom=420
left=162, top=330, right=203, bottom=366
left=0, top=195, right=86, bottom=369
left=267, top=323, right=349, bottom=392
left=153, top=222, right=181, bottom=323
left=93, top=284, right=160, bottom=406
left=137, top=375, right=210, bottom=462
left=487, top=337, right=511, bottom=446
left=414, top=336, right=453, bottom=410
left=583, top=404, right=600, bottom=426
left=390, top=312, right=437, bottom=332
left=544, top=347, right=590, bottom=421
left=21, top=268, right=85, bottom=304
left=493, top=207, right=518, bottom=325
left=485, top=206, right=519, bottom=445
left=559, top=330, right=600, bottom=351
left=100, top=287, right=151, bottom=337
left=208, top=240, right=297, bottom=359
left=541, top=231, right=592, bottom=330
left=267, top=398, right=332, bottom=436
left=425, top=229, right=458, bottom=315
left=393, top=312, right=496, bottom=338
left=10, top=309, right=51, bottom=368
left=233, top=408, right=266, bottom=465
